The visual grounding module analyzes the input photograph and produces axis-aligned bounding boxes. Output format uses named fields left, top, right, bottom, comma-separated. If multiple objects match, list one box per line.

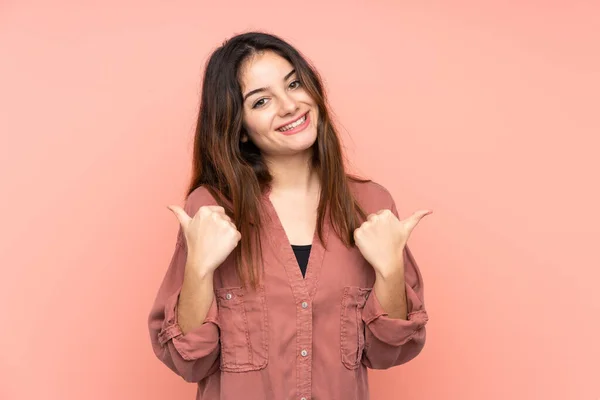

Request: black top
left=291, top=244, right=312, bottom=278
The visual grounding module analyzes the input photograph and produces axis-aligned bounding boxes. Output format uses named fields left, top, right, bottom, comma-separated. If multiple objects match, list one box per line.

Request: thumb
left=414, top=209, right=433, bottom=220
left=167, top=205, right=191, bottom=227
left=406, top=209, right=433, bottom=229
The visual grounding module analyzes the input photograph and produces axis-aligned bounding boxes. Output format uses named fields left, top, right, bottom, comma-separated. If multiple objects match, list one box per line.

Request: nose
left=279, top=93, right=299, bottom=115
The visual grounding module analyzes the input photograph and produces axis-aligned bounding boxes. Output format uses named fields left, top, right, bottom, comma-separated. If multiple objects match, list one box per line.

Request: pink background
left=1, top=1, right=599, bottom=399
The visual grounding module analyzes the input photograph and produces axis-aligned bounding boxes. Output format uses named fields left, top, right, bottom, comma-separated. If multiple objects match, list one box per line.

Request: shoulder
left=182, top=185, right=220, bottom=215
left=347, top=176, right=395, bottom=213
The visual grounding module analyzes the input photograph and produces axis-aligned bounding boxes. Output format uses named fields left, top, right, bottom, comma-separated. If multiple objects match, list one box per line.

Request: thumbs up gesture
left=167, top=204, right=241, bottom=274
left=354, top=208, right=432, bottom=276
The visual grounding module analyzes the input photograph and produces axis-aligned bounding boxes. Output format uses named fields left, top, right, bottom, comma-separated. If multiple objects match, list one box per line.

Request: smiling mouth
left=276, top=112, right=309, bottom=132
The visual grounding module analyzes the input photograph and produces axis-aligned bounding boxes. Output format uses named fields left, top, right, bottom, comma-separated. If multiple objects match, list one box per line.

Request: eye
left=252, top=98, right=268, bottom=109
left=289, top=79, right=301, bottom=89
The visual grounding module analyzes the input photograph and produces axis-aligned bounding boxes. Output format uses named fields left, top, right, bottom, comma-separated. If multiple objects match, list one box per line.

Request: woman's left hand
left=354, top=208, right=432, bottom=277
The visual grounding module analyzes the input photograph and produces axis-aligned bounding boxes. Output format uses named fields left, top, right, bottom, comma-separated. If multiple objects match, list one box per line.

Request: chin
left=281, top=140, right=316, bottom=156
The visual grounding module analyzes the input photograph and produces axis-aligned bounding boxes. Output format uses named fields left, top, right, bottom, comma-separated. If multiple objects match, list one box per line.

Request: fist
left=354, top=208, right=432, bottom=275
left=167, top=204, right=241, bottom=274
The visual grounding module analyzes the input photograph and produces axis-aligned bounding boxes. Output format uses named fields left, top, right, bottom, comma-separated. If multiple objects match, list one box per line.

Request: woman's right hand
left=167, top=204, right=241, bottom=274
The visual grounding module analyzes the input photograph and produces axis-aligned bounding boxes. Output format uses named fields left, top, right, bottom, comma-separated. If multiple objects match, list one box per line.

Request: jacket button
left=226, top=293, right=232, bottom=300
left=301, top=349, right=308, bottom=357
left=301, top=301, right=308, bottom=309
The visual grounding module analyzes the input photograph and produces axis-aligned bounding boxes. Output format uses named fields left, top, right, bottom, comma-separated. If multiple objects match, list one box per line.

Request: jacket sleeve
left=361, top=201, right=429, bottom=370
left=147, top=197, right=221, bottom=383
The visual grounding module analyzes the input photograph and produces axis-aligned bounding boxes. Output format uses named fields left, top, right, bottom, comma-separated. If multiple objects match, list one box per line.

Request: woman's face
left=239, top=51, right=319, bottom=158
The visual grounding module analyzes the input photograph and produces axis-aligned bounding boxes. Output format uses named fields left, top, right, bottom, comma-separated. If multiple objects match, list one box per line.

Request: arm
left=178, top=262, right=216, bottom=336
left=372, top=266, right=407, bottom=320
left=361, top=201, right=429, bottom=369
left=147, top=200, right=221, bottom=383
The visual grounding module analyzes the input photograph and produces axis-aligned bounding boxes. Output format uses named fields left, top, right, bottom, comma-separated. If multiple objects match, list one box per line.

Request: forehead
left=239, top=51, right=294, bottom=91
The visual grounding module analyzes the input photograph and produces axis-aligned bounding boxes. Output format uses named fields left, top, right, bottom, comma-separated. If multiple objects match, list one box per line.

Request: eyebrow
left=243, top=69, right=297, bottom=102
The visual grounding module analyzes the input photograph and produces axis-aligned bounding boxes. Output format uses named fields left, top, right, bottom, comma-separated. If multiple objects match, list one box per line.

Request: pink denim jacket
left=148, top=180, right=429, bottom=399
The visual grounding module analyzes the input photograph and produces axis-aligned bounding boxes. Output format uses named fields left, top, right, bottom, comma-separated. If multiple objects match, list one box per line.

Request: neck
left=265, top=151, right=319, bottom=196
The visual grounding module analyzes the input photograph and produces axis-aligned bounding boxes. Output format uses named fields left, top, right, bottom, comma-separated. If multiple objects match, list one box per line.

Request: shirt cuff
left=158, top=290, right=220, bottom=361
left=362, top=283, right=428, bottom=347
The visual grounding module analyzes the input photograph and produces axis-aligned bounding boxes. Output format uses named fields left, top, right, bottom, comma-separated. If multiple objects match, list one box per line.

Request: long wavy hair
left=187, top=31, right=369, bottom=289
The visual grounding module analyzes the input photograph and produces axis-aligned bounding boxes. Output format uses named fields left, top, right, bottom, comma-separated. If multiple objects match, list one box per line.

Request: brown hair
left=187, top=31, right=369, bottom=289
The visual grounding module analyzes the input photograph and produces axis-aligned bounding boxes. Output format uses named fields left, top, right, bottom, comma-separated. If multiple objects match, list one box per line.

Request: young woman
left=148, top=31, right=432, bottom=400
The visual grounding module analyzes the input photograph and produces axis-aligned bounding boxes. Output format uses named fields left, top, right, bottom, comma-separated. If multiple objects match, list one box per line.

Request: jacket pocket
left=215, top=286, right=269, bottom=372
left=340, top=286, right=371, bottom=369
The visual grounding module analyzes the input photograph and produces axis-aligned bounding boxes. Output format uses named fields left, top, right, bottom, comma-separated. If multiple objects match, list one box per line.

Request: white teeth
left=278, top=114, right=306, bottom=131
